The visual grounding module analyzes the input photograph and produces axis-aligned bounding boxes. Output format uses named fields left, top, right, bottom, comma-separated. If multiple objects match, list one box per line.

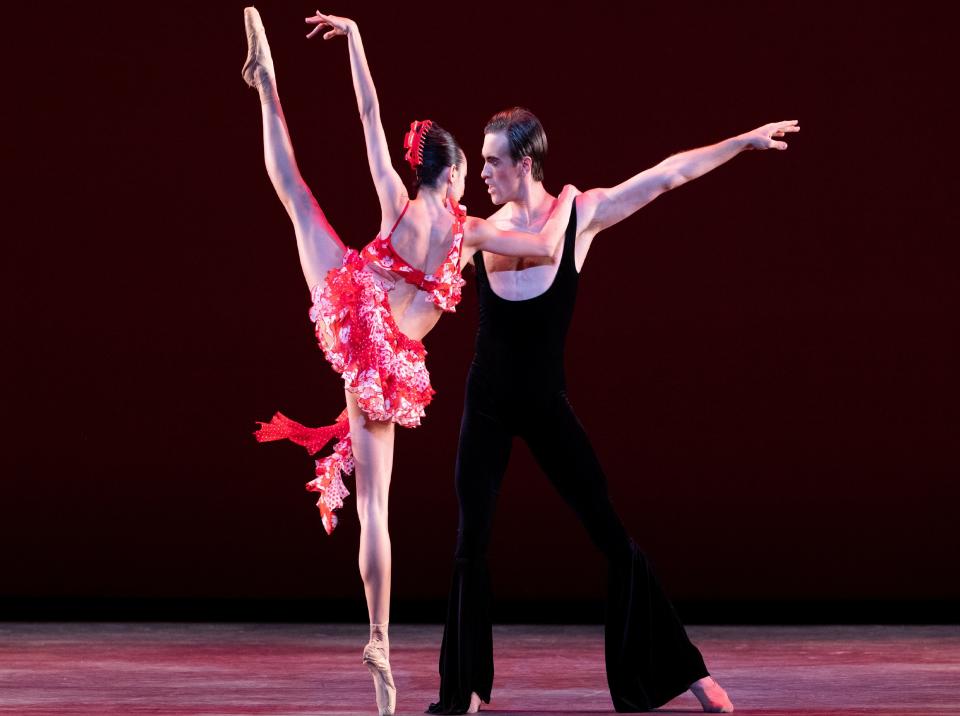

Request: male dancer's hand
left=738, top=120, right=800, bottom=150
left=305, top=11, right=355, bottom=39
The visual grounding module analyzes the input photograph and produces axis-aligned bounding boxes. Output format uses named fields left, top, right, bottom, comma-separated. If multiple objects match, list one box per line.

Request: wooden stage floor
left=1, top=623, right=957, bottom=715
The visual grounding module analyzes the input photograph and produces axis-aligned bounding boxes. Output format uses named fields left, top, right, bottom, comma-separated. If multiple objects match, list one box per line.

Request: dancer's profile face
left=480, top=131, right=522, bottom=205
left=450, top=158, right=467, bottom=203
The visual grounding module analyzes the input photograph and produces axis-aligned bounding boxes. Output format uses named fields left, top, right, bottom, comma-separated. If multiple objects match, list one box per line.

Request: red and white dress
left=255, top=199, right=466, bottom=534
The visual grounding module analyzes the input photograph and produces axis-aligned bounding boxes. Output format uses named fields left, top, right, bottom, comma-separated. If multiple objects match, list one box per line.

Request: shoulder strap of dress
left=385, top=201, right=410, bottom=241
left=448, top=199, right=467, bottom=269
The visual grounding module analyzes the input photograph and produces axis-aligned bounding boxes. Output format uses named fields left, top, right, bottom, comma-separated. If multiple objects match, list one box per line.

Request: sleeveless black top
left=473, top=204, right=579, bottom=392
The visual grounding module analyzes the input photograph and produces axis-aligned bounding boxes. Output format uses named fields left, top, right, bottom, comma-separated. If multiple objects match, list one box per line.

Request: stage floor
left=1, top=623, right=957, bottom=715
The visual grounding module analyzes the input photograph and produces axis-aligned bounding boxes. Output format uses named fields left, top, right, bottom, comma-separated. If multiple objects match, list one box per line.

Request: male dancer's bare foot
left=690, top=676, right=734, bottom=713
left=241, top=7, right=275, bottom=94
left=466, top=692, right=482, bottom=714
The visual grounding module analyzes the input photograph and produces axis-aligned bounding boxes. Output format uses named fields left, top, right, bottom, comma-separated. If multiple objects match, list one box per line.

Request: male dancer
left=428, top=108, right=799, bottom=714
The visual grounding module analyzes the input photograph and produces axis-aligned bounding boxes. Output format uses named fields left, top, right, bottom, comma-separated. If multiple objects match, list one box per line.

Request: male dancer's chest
left=483, top=218, right=563, bottom=301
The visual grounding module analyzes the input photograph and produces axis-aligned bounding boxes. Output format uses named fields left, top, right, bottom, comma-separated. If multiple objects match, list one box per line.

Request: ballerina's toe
left=241, top=6, right=274, bottom=88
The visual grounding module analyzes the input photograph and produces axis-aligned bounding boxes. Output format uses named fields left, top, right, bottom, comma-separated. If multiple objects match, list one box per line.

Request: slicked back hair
left=484, top=107, right=547, bottom=182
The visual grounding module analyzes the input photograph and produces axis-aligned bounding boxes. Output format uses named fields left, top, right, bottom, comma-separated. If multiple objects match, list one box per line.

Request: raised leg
left=243, top=7, right=345, bottom=291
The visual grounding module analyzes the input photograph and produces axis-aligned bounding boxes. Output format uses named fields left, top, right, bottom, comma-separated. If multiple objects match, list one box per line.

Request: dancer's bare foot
left=466, top=692, right=482, bottom=714
left=241, top=7, right=275, bottom=91
left=690, top=676, right=734, bottom=713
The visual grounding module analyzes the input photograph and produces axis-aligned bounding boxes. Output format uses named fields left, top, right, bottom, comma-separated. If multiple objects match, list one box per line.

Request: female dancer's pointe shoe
left=690, top=676, right=734, bottom=713
left=362, top=641, right=397, bottom=716
left=241, top=6, right=275, bottom=89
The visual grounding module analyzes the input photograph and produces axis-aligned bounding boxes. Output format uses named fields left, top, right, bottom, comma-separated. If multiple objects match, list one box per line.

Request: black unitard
left=428, top=205, right=709, bottom=714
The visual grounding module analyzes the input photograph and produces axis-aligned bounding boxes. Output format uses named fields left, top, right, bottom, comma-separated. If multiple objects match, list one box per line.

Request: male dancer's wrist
left=732, top=134, right=756, bottom=152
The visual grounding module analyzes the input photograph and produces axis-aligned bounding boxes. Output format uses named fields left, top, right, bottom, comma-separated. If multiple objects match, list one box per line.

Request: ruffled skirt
left=255, top=249, right=435, bottom=533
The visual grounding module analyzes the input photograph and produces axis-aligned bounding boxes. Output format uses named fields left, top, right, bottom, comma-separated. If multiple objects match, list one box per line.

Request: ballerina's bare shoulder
left=365, top=200, right=461, bottom=341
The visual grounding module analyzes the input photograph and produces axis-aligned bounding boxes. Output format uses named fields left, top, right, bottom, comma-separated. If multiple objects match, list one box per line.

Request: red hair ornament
left=403, top=119, right=434, bottom=169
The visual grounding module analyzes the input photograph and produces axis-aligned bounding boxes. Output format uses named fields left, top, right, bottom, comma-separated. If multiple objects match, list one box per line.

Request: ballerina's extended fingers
left=305, top=12, right=329, bottom=39
left=304, top=17, right=329, bottom=40
left=305, top=11, right=350, bottom=39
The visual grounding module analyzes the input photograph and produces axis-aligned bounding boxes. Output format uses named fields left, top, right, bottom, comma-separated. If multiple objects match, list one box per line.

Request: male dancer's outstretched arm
left=575, top=121, right=799, bottom=242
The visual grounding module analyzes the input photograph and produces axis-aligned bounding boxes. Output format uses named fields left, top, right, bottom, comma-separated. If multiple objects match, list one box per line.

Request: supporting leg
left=347, top=390, right=397, bottom=716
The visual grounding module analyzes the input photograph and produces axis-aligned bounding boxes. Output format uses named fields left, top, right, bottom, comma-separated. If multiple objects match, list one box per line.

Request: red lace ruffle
left=254, top=411, right=351, bottom=534
left=312, top=250, right=435, bottom=425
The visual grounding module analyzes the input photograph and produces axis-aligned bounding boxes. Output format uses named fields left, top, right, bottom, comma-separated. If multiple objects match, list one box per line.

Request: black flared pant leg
left=429, top=370, right=512, bottom=714
left=522, top=390, right=709, bottom=711
left=431, top=379, right=709, bottom=714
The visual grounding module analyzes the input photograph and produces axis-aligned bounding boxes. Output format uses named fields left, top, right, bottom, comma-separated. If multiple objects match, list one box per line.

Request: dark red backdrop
left=4, top=2, right=957, bottom=617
